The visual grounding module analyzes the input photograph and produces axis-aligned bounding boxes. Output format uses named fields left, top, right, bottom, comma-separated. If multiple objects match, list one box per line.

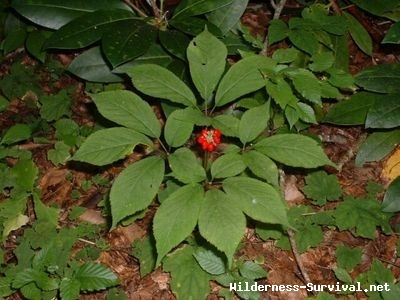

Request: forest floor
left=2, top=1, right=400, bottom=299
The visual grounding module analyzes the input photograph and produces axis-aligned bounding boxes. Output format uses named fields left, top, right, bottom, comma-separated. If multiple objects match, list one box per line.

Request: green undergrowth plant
left=69, top=25, right=344, bottom=298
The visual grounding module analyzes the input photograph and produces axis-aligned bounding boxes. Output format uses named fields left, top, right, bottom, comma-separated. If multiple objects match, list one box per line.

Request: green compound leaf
left=44, top=9, right=135, bottom=49
left=75, top=262, right=119, bottom=291
left=223, top=177, right=289, bottom=227
left=343, top=12, right=372, bottom=56
left=193, top=248, right=226, bottom=275
left=356, top=130, right=400, bottom=167
left=336, top=245, right=362, bottom=271
left=265, top=75, right=297, bottom=109
left=163, top=245, right=212, bottom=300
left=154, top=184, right=204, bottom=266
left=242, top=150, right=279, bottom=186
left=254, top=134, right=334, bottom=168
left=382, top=177, right=400, bottom=212
left=302, top=171, right=342, bottom=205
left=239, top=102, right=270, bottom=144
left=366, top=93, right=400, bottom=128
left=110, top=156, right=164, bottom=229
left=323, top=92, right=377, bottom=125
left=187, top=28, right=227, bottom=101
left=91, top=90, right=161, bottom=138
left=211, top=153, right=246, bottom=179
left=334, top=196, right=392, bottom=238
left=11, top=0, right=130, bottom=30
left=215, top=55, right=276, bottom=107
left=355, top=64, right=400, bottom=94
left=126, top=64, right=197, bottom=107
left=72, top=128, right=152, bottom=166
left=168, top=148, right=206, bottom=184
left=198, top=189, right=246, bottom=263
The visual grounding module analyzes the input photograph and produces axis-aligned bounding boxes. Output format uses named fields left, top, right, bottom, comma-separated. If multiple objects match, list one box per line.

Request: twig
left=123, top=0, right=148, bottom=17
left=260, top=0, right=287, bottom=56
left=279, top=170, right=314, bottom=290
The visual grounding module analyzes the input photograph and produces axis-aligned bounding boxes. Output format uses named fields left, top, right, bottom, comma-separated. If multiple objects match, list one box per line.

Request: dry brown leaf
left=382, top=147, right=400, bottom=182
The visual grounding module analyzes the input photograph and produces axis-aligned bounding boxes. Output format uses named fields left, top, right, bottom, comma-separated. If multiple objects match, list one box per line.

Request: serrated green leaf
left=102, top=19, right=157, bottom=67
left=366, top=93, right=400, bottom=128
left=198, top=189, right=246, bottom=263
left=26, top=30, right=49, bottom=63
left=173, top=0, right=233, bottom=19
left=187, top=28, right=227, bottom=101
left=239, top=102, right=270, bottom=144
left=126, top=64, right=196, bottom=107
left=336, top=245, right=362, bottom=271
left=75, top=262, right=119, bottom=291
left=334, top=268, right=353, bottom=284
left=239, top=261, right=267, bottom=280
left=215, top=55, right=276, bottom=107
left=254, top=134, right=334, bottom=168
left=1, top=123, right=31, bottom=145
left=60, top=278, right=81, bottom=300
left=44, top=9, right=135, bottom=49
left=382, top=177, right=400, bottom=212
left=193, top=248, right=226, bottom=275
left=242, top=150, right=279, bottom=186
left=33, top=193, right=59, bottom=226
left=383, top=22, right=400, bottom=44
left=343, top=12, right=372, bottom=56
left=309, top=52, right=335, bottom=72
left=0, top=276, right=13, bottom=297
left=154, top=184, right=203, bottom=265
left=355, top=64, right=400, bottom=94
left=356, top=130, right=400, bottom=167
left=268, top=19, right=288, bottom=45
left=323, top=92, right=377, bottom=125
left=265, top=76, right=297, bottom=109
left=48, top=141, right=71, bottom=166
left=211, top=114, right=239, bottom=137
left=207, top=0, right=249, bottom=35
left=164, top=108, right=199, bottom=147
left=91, top=90, right=161, bottom=137
left=110, top=156, right=164, bottom=228
left=67, top=47, right=123, bottom=83
left=302, top=171, right=342, bottom=205
left=168, top=148, right=206, bottom=183
left=11, top=0, right=130, bottom=30
left=12, top=268, right=41, bottom=288
left=223, top=177, right=289, bottom=226
left=211, top=153, right=246, bottom=179
left=326, top=67, right=354, bottom=89
left=334, top=196, right=392, bottom=238
left=39, top=90, right=71, bottom=121
left=72, top=128, right=152, bottom=166
left=20, top=282, right=41, bottom=300
left=285, top=68, right=321, bottom=104
left=288, top=29, right=319, bottom=55
left=163, top=245, right=212, bottom=300
left=11, top=159, right=38, bottom=192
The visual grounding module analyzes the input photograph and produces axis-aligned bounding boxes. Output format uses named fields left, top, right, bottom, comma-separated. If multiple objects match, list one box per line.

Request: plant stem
left=124, top=0, right=148, bottom=17
left=260, top=0, right=287, bottom=56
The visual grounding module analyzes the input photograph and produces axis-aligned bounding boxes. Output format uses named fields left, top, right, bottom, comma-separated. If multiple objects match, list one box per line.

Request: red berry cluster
left=197, top=128, right=221, bottom=152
